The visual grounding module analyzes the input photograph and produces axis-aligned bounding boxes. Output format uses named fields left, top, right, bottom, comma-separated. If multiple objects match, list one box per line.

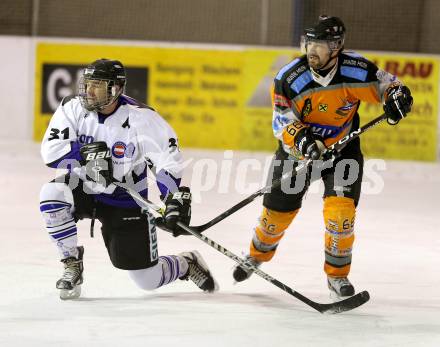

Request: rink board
left=34, top=42, right=438, bottom=161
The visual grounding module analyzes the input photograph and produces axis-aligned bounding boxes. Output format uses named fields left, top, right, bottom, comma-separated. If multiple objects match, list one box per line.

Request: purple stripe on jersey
left=40, top=203, right=70, bottom=212
left=120, top=95, right=154, bottom=110
left=47, top=141, right=82, bottom=169
left=120, top=95, right=139, bottom=105
left=97, top=113, right=107, bottom=124
left=131, top=170, right=147, bottom=185
left=51, top=226, right=77, bottom=240
left=97, top=100, right=122, bottom=123
left=156, top=170, right=181, bottom=199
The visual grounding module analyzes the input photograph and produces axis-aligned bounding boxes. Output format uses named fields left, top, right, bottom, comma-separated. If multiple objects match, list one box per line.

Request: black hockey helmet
left=84, top=58, right=126, bottom=86
left=304, top=15, right=345, bottom=51
left=78, top=58, right=126, bottom=111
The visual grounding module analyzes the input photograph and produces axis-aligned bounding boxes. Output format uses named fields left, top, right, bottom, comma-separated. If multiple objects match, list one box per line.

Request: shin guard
left=323, top=197, right=356, bottom=277
left=250, top=208, right=298, bottom=262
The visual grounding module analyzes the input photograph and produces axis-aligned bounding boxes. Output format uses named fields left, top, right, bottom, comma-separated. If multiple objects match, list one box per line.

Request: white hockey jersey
left=41, top=95, right=183, bottom=207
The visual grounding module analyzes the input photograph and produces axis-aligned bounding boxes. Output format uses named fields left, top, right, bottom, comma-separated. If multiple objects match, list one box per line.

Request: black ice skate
left=232, top=255, right=262, bottom=282
left=327, top=276, right=355, bottom=300
left=56, top=246, right=84, bottom=300
left=179, top=251, right=219, bottom=293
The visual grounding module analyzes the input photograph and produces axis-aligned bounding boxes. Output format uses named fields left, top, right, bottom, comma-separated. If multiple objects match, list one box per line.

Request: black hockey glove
left=156, top=186, right=192, bottom=237
left=295, top=126, right=322, bottom=160
left=79, top=142, right=113, bottom=187
left=383, top=85, right=413, bottom=125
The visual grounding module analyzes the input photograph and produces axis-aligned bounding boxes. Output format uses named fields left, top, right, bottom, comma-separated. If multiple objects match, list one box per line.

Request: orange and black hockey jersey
left=271, top=51, right=399, bottom=155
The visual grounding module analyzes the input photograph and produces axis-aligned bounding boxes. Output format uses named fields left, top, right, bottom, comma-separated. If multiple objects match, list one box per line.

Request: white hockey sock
left=40, top=202, right=78, bottom=259
left=128, top=255, right=189, bottom=291
left=158, top=255, right=189, bottom=285
left=40, top=182, right=78, bottom=259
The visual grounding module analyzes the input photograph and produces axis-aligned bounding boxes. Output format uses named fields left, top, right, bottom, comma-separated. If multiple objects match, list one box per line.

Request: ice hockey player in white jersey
left=39, top=58, right=218, bottom=299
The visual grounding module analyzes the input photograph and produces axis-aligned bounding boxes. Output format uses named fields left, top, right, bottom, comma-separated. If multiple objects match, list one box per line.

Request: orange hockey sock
left=323, top=196, right=356, bottom=277
left=250, top=207, right=298, bottom=262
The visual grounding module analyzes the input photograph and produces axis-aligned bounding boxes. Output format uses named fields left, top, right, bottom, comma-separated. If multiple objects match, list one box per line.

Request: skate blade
left=59, top=285, right=81, bottom=300
left=211, top=280, right=220, bottom=293
left=232, top=277, right=251, bottom=285
left=203, top=274, right=220, bottom=293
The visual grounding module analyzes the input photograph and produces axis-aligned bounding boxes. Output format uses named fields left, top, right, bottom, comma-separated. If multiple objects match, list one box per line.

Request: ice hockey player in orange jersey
left=233, top=15, right=413, bottom=299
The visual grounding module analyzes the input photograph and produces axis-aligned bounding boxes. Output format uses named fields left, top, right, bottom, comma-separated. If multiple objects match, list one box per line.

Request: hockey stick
left=113, top=181, right=370, bottom=314
left=190, top=112, right=388, bottom=233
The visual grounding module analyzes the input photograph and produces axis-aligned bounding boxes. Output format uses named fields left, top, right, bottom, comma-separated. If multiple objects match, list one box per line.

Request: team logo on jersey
left=336, top=98, right=358, bottom=117
left=112, top=141, right=136, bottom=158
left=112, top=142, right=127, bottom=158
left=318, top=103, right=328, bottom=112
left=301, top=98, right=312, bottom=119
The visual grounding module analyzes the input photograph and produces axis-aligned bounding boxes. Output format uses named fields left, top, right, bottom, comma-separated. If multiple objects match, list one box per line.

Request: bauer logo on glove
left=156, top=186, right=192, bottom=237
left=79, top=141, right=113, bottom=187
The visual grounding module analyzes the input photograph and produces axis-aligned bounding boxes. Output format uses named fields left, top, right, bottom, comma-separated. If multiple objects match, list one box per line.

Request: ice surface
left=1, top=141, right=439, bottom=346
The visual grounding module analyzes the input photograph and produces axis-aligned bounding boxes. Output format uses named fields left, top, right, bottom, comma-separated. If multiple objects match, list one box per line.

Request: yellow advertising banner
left=34, top=42, right=245, bottom=149
left=359, top=53, right=438, bottom=161
left=241, top=48, right=300, bottom=151
left=34, top=42, right=438, bottom=161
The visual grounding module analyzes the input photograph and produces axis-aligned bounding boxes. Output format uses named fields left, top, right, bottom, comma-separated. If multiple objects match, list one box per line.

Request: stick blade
left=317, top=290, right=370, bottom=314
